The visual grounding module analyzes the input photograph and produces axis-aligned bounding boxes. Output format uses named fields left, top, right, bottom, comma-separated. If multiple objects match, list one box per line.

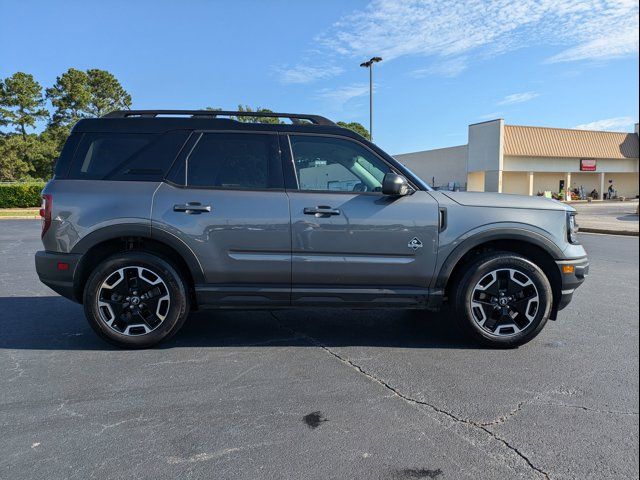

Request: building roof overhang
left=504, top=125, right=639, bottom=159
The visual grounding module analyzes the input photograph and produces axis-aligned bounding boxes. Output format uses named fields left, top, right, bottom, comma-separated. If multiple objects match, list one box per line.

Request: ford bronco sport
left=35, top=110, right=588, bottom=348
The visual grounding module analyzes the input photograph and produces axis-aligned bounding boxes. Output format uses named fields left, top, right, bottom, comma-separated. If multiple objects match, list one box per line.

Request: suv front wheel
left=452, top=252, right=553, bottom=347
left=83, top=252, right=189, bottom=348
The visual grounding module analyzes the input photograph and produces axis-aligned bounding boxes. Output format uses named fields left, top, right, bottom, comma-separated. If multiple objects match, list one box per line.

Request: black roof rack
left=102, top=110, right=336, bottom=126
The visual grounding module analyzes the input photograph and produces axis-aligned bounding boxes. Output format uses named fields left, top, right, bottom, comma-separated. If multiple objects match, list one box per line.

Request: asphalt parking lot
left=1, top=220, right=638, bottom=480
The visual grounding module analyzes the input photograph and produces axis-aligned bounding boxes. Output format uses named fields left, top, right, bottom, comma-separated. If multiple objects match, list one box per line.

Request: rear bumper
left=35, top=251, right=82, bottom=302
left=556, top=257, right=589, bottom=311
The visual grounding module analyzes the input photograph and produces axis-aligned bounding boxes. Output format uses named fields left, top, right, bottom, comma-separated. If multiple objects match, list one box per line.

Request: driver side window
left=289, top=135, right=391, bottom=192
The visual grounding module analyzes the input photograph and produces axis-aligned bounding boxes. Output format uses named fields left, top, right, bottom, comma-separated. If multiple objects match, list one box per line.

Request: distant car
left=35, top=109, right=588, bottom=348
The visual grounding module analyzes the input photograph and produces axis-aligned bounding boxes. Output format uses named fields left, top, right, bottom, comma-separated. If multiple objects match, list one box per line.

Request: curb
left=580, top=227, right=639, bottom=237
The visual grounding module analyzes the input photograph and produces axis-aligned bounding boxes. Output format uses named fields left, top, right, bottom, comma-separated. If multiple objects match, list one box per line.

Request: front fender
left=432, top=224, right=565, bottom=290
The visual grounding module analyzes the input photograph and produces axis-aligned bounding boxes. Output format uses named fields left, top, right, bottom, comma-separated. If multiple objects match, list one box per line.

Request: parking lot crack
left=95, top=414, right=148, bottom=435
left=270, top=312, right=550, bottom=480
left=536, top=402, right=639, bottom=416
left=478, top=401, right=527, bottom=426
left=54, top=401, right=85, bottom=418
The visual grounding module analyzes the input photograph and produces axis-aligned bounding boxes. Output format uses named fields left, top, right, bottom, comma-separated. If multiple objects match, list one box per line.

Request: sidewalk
left=570, top=200, right=639, bottom=236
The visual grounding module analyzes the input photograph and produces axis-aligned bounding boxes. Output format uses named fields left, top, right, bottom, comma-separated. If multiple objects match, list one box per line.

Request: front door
left=152, top=131, right=291, bottom=306
left=284, top=134, right=440, bottom=306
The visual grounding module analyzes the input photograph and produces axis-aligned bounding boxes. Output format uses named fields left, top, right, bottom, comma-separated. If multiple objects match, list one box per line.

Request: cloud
left=547, top=28, right=639, bottom=63
left=411, top=57, right=468, bottom=78
left=318, top=0, right=639, bottom=64
left=274, top=64, right=344, bottom=84
left=316, top=83, right=370, bottom=106
left=574, top=116, right=636, bottom=131
left=545, top=1, right=639, bottom=63
left=497, top=92, right=540, bottom=106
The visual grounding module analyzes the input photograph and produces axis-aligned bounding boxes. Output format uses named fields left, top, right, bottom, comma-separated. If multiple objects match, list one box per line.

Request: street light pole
left=360, top=56, right=382, bottom=142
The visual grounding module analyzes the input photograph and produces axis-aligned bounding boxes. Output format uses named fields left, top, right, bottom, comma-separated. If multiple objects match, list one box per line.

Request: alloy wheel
left=470, top=268, right=540, bottom=337
left=97, top=266, right=170, bottom=336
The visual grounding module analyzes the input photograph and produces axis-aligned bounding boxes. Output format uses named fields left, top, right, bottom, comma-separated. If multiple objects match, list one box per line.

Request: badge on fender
left=408, top=237, right=423, bottom=250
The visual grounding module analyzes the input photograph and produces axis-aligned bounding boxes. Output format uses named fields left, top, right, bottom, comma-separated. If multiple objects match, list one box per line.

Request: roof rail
left=102, top=110, right=336, bottom=126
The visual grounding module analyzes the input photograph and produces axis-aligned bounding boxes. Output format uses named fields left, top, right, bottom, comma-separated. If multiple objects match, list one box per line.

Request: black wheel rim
left=470, top=268, right=539, bottom=337
left=97, top=266, right=171, bottom=336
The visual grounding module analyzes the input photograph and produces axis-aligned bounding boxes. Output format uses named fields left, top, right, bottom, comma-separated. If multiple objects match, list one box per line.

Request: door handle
left=173, top=202, right=211, bottom=214
left=303, top=206, right=341, bottom=217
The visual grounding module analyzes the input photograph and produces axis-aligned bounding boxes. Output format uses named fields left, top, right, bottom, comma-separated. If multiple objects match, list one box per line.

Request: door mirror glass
left=382, top=172, right=410, bottom=196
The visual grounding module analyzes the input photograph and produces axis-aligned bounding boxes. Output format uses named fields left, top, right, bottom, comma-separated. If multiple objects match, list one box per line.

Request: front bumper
left=35, top=251, right=82, bottom=302
left=556, top=257, right=589, bottom=311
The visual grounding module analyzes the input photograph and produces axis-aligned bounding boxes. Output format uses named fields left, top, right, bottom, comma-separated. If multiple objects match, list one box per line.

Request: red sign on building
left=580, top=158, right=597, bottom=171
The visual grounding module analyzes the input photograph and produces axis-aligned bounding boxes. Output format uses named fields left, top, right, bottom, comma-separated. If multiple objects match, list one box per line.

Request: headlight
left=567, top=212, right=579, bottom=244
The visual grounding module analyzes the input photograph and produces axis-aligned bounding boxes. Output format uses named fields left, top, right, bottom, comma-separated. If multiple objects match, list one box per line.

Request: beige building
left=395, top=119, right=639, bottom=199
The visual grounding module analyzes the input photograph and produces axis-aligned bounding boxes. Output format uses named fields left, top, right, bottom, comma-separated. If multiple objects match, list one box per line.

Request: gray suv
left=35, top=110, right=589, bottom=348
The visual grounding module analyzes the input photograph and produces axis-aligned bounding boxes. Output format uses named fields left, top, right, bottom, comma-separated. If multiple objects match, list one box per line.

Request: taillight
left=40, top=194, right=52, bottom=238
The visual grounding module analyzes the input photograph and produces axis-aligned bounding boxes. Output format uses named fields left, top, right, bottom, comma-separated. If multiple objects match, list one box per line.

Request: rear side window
left=107, top=131, right=190, bottom=181
left=54, top=133, right=82, bottom=178
left=65, top=131, right=187, bottom=181
left=184, top=133, right=281, bottom=189
left=68, top=133, right=157, bottom=180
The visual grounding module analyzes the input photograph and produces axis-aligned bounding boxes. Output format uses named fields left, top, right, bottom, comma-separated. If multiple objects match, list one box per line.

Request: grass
left=0, top=208, right=40, bottom=219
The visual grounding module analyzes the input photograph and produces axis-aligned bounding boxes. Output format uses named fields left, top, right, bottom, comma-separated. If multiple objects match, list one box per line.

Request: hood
left=440, top=191, right=573, bottom=212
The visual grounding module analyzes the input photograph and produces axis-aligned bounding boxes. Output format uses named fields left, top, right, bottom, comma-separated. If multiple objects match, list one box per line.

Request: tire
left=452, top=252, right=552, bottom=348
left=83, top=252, right=189, bottom=348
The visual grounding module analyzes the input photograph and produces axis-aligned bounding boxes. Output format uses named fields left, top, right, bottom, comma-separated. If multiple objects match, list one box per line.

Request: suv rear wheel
left=83, top=252, right=189, bottom=348
left=452, top=252, right=552, bottom=347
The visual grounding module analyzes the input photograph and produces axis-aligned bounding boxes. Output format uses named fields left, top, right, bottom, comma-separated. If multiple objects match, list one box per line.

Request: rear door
left=151, top=131, right=291, bottom=306
left=283, top=133, right=440, bottom=306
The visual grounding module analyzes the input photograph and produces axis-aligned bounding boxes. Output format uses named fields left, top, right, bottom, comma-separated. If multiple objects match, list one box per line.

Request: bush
left=0, top=182, right=46, bottom=208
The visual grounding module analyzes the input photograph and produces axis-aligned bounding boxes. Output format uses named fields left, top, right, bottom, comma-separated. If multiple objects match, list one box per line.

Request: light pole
left=360, top=56, right=382, bottom=142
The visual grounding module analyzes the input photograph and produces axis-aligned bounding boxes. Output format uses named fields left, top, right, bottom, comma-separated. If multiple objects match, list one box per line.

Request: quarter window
left=69, top=133, right=158, bottom=179
left=186, top=133, right=278, bottom=189
left=289, top=135, right=391, bottom=192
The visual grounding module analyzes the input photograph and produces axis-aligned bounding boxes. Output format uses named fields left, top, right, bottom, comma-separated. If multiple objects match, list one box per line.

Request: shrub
left=0, top=182, right=46, bottom=208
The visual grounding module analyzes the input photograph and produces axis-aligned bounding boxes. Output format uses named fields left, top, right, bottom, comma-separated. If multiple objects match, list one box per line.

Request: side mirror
left=382, top=172, right=410, bottom=196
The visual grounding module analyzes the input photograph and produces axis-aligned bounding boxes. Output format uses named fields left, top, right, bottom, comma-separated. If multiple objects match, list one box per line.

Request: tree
left=32, top=127, right=63, bottom=179
left=0, top=132, right=60, bottom=181
left=86, top=69, right=132, bottom=116
left=0, top=72, right=49, bottom=139
left=45, top=67, right=132, bottom=163
left=46, top=68, right=91, bottom=128
left=46, top=68, right=131, bottom=127
left=0, top=83, right=6, bottom=131
left=337, top=121, right=370, bottom=140
left=234, top=105, right=282, bottom=124
left=0, top=135, right=34, bottom=180
left=0, top=68, right=133, bottom=181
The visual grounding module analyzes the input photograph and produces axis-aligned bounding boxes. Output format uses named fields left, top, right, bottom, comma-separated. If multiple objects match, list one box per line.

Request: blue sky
left=1, top=0, right=638, bottom=154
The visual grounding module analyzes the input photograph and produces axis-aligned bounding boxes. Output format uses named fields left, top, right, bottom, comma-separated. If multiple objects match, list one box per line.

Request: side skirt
left=195, top=284, right=438, bottom=309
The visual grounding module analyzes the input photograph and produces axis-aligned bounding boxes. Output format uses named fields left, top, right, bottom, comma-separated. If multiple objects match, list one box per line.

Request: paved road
left=1, top=220, right=638, bottom=480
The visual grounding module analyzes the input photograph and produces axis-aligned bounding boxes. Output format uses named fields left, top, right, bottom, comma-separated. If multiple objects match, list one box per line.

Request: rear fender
left=71, top=223, right=205, bottom=284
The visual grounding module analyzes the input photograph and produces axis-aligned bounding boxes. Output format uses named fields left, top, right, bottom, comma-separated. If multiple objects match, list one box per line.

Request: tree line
left=0, top=69, right=370, bottom=182
left=0, top=69, right=131, bottom=181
